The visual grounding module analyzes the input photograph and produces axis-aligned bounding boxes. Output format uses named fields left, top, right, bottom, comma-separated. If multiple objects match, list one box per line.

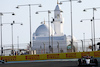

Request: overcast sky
left=0, top=0, right=100, bottom=48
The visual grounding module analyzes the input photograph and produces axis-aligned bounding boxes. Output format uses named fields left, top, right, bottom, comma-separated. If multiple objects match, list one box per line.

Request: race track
left=0, top=61, right=100, bottom=67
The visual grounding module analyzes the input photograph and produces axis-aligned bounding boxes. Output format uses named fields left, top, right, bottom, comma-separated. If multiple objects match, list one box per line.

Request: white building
left=32, top=3, right=67, bottom=54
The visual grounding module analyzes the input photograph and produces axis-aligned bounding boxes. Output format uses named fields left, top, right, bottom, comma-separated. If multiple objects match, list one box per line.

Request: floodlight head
left=16, top=6, right=19, bottom=9
left=90, top=19, right=93, bottom=21
left=48, top=10, right=51, bottom=13
left=11, top=23, right=13, bottom=25
left=12, top=13, right=15, bottom=15
left=59, top=2, right=62, bottom=5
left=80, top=20, right=83, bottom=22
left=51, top=21, right=53, bottom=23
left=36, top=12, right=39, bottom=14
left=39, top=4, right=42, bottom=7
left=60, top=10, right=63, bottom=13
left=13, top=21, right=15, bottom=24
left=93, top=8, right=97, bottom=11
left=21, top=23, right=23, bottom=25
left=0, top=13, right=3, bottom=16
left=1, top=24, right=3, bottom=26
left=78, top=0, right=82, bottom=3
left=83, top=9, right=86, bottom=12
left=53, top=18, right=55, bottom=21
left=41, top=22, right=43, bottom=24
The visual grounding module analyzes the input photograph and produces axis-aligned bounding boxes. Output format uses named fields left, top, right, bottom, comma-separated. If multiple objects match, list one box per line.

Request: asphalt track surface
left=0, top=61, right=100, bottom=67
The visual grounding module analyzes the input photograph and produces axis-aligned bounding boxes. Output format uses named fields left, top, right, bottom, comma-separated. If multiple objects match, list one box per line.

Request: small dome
left=54, top=4, right=61, bottom=11
left=35, top=24, right=54, bottom=36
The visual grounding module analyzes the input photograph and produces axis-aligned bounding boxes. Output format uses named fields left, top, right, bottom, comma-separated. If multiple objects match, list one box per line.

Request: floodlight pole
left=80, top=19, right=93, bottom=51
left=11, top=21, right=23, bottom=55
left=0, top=14, right=3, bottom=56
left=59, top=0, right=82, bottom=52
left=70, top=0, right=73, bottom=52
left=16, top=4, right=42, bottom=53
left=0, top=12, right=15, bottom=56
left=83, top=7, right=100, bottom=51
left=36, top=10, right=52, bottom=53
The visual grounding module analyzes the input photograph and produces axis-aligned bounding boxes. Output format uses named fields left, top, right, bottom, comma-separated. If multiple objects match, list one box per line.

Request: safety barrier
left=0, top=51, right=100, bottom=61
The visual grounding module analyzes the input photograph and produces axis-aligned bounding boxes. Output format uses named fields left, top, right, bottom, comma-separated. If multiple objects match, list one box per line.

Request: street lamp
left=11, top=21, right=23, bottom=55
left=16, top=4, right=42, bottom=53
left=80, top=19, right=100, bottom=51
left=36, top=10, right=52, bottom=53
left=83, top=7, right=100, bottom=51
left=0, top=12, right=15, bottom=56
left=59, top=0, right=82, bottom=52
left=80, top=19, right=93, bottom=51
left=41, top=19, right=54, bottom=53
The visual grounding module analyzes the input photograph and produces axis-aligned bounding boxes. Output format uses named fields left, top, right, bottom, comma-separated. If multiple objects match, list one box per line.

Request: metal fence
left=33, top=38, right=100, bottom=54
left=0, top=43, right=29, bottom=56
left=0, top=38, right=100, bottom=56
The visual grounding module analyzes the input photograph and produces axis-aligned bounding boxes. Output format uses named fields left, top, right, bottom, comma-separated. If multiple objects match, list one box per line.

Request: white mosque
left=32, top=3, right=78, bottom=54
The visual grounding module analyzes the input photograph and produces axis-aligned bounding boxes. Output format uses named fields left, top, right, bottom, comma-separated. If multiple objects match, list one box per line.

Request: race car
left=78, top=56, right=98, bottom=66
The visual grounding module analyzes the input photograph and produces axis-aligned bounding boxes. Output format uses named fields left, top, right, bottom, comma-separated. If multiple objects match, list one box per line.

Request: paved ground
left=0, top=61, right=99, bottom=67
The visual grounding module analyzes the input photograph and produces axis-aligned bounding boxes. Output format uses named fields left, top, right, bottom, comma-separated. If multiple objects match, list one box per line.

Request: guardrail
left=0, top=51, right=100, bottom=61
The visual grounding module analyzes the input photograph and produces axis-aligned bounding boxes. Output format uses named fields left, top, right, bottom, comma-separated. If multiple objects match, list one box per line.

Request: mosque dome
left=35, top=24, right=54, bottom=36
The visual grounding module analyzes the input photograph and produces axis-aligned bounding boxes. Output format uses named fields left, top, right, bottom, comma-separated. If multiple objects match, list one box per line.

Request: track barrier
left=0, top=51, right=100, bottom=61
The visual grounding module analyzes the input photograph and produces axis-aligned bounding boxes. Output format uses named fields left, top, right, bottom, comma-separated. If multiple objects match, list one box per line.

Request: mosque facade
left=32, top=3, right=78, bottom=54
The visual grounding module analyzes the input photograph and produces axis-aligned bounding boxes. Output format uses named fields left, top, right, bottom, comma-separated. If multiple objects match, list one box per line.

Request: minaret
left=53, top=2, right=64, bottom=36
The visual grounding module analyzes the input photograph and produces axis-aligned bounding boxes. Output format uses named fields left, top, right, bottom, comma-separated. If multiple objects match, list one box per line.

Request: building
left=32, top=3, right=67, bottom=54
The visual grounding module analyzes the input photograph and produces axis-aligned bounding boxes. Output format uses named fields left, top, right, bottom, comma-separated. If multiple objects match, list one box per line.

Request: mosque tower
left=53, top=1, right=64, bottom=36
